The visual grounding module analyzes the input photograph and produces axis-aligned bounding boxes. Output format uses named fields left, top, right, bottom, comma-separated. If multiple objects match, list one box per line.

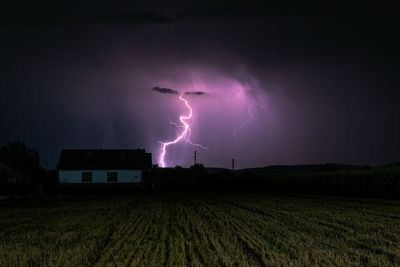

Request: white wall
left=59, top=170, right=142, bottom=183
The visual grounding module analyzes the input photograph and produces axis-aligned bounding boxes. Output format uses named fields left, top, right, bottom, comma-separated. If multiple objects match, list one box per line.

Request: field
left=1, top=193, right=400, bottom=266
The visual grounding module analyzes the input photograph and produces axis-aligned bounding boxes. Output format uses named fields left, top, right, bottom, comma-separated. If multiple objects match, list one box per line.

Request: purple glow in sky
left=2, top=3, right=399, bottom=169
left=233, top=106, right=254, bottom=140
left=151, top=67, right=269, bottom=167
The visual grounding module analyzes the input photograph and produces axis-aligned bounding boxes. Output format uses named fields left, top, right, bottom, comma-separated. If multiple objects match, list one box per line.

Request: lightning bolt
left=158, top=93, right=207, bottom=167
left=233, top=106, right=254, bottom=139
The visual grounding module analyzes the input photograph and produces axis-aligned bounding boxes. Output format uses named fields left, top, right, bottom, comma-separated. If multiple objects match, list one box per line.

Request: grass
left=1, top=193, right=400, bottom=266
left=0, top=195, right=22, bottom=200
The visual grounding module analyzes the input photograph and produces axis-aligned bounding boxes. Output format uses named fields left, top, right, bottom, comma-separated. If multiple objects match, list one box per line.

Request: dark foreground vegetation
left=2, top=164, right=400, bottom=198
left=146, top=164, right=400, bottom=198
left=1, top=193, right=400, bottom=266
left=1, top=141, right=400, bottom=198
left=2, top=142, right=400, bottom=265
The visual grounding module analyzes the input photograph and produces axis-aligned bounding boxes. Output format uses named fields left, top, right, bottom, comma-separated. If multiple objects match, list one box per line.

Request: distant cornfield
left=1, top=193, right=400, bottom=266
left=215, top=167, right=400, bottom=197
left=267, top=167, right=400, bottom=197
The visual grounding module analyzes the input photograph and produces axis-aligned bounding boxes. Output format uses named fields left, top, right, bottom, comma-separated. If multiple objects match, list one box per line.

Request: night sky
left=1, top=1, right=399, bottom=169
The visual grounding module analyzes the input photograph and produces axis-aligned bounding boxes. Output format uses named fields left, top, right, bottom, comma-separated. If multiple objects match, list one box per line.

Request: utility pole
left=194, top=150, right=197, bottom=165
left=232, top=159, right=235, bottom=170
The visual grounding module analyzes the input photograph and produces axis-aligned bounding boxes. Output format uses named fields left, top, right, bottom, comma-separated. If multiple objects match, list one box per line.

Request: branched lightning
left=158, top=93, right=207, bottom=167
left=233, top=106, right=254, bottom=139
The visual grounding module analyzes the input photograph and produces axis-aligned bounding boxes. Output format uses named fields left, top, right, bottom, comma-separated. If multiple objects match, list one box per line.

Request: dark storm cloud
left=174, top=1, right=398, bottom=22
left=184, top=91, right=206, bottom=95
left=1, top=1, right=397, bottom=32
left=176, top=6, right=242, bottom=19
left=0, top=1, right=173, bottom=31
left=153, top=87, right=179, bottom=94
left=98, top=10, right=173, bottom=25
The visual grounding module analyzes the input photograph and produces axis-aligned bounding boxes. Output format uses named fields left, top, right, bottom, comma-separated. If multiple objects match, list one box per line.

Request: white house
left=57, top=149, right=152, bottom=184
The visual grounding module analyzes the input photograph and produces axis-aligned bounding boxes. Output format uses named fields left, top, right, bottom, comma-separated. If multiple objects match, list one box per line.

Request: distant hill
left=380, top=162, right=400, bottom=168
left=235, top=164, right=362, bottom=177
left=205, top=167, right=228, bottom=175
left=207, top=162, right=400, bottom=177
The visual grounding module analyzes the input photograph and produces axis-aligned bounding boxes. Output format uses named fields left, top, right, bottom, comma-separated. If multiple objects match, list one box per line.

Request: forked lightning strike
left=233, top=106, right=254, bottom=139
left=158, top=93, right=206, bottom=167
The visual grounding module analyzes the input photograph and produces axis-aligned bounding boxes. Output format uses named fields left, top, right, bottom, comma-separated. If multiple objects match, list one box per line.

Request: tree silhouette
left=0, top=141, right=44, bottom=183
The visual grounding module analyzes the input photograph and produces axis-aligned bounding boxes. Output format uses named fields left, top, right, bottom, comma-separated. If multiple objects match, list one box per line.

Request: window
left=82, top=172, right=92, bottom=182
left=107, top=172, right=118, bottom=182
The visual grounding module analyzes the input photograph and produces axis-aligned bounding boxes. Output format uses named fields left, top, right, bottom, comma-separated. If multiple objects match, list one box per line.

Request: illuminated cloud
left=184, top=91, right=206, bottom=95
left=152, top=87, right=179, bottom=94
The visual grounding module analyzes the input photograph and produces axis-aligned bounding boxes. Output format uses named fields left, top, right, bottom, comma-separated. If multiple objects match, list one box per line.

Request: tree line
left=0, top=142, right=57, bottom=194
left=1, top=141, right=400, bottom=198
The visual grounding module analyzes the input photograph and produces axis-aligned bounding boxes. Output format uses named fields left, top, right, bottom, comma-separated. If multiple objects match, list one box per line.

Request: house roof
left=57, top=149, right=152, bottom=170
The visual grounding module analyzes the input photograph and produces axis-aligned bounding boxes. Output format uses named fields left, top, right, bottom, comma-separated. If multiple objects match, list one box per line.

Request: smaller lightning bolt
left=158, top=93, right=207, bottom=167
left=233, top=106, right=254, bottom=139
